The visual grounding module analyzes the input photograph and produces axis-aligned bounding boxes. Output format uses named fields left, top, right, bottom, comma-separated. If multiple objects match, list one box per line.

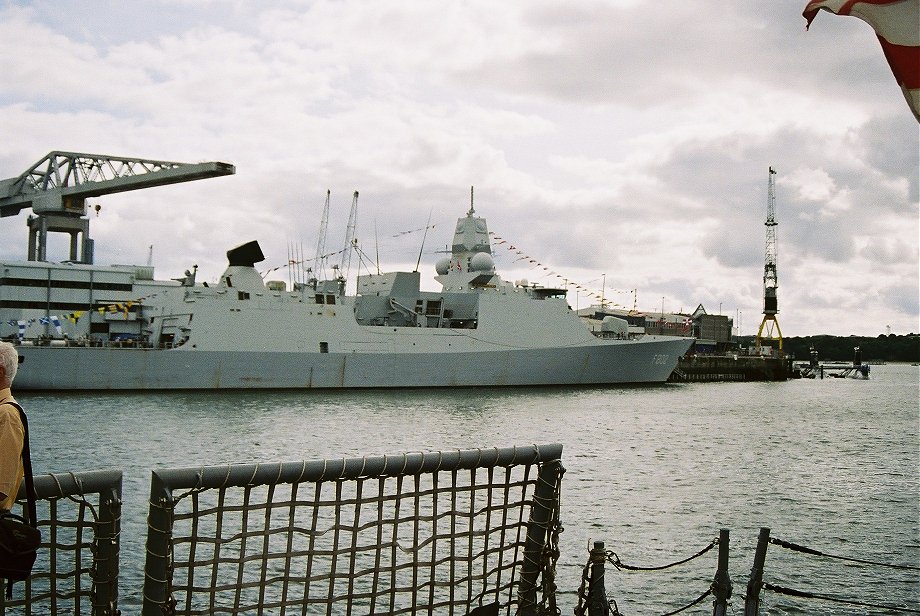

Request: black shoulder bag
left=0, top=402, right=40, bottom=598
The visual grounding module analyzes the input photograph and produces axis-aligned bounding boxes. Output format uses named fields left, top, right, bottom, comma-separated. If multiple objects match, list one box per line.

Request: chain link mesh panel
left=143, top=444, right=563, bottom=616
left=0, top=470, right=121, bottom=616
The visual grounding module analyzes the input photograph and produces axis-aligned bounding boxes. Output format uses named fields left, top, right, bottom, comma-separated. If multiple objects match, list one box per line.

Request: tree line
left=738, top=334, right=919, bottom=363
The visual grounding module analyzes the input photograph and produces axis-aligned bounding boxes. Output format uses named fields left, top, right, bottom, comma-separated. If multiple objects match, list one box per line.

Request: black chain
left=660, top=587, right=713, bottom=616
left=764, top=583, right=920, bottom=614
left=574, top=538, right=719, bottom=616
left=769, top=537, right=920, bottom=571
left=607, top=538, right=718, bottom=571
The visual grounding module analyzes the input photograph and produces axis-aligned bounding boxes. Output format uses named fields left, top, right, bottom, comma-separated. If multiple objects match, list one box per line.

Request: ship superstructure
left=0, top=153, right=692, bottom=390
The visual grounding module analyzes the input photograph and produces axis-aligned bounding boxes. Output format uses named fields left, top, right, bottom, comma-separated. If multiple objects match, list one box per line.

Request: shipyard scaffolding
left=755, top=166, right=783, bottom=355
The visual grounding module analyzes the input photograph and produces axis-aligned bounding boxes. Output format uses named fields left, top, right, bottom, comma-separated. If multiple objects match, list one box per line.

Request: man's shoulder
left=0, top=387, right=17, bottom=408
left=0, top=399, right=21, bottom=419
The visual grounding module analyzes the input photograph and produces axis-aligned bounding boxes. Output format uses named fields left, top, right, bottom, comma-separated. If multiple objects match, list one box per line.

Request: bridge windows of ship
left=425, top=299, right=443, bottom=316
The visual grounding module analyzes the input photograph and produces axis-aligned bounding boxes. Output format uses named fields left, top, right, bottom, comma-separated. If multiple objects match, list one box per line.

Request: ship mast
left=310, top=190, right=330, bottom=286
left=755, top=166, right=783, bottom=353
left=339, top=190, right=359, bottom=282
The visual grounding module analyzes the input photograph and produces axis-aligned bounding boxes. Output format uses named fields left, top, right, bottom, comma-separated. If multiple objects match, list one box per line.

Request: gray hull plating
left=15, top=336, right=691, bottom=390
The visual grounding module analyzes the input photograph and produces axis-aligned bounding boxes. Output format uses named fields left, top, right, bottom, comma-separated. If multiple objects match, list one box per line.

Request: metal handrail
left=2, top=470, right=122, bottom=616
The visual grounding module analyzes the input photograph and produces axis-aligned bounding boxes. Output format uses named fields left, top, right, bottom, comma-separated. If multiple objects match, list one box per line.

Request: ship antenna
left=374, top=219, right=381, bottom=274
left=468, top=185, right=475, bottom=216
left=415, top=208, right=433, bottom=272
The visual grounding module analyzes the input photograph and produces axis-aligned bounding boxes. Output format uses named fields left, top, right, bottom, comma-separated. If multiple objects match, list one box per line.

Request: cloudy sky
left=0, top=0, right=917, bottom=337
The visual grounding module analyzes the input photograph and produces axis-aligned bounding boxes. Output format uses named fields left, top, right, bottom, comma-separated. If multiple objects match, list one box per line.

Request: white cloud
left=785, top=167, right=836, bottom=202
left=0, top=0, right=916, bottom=336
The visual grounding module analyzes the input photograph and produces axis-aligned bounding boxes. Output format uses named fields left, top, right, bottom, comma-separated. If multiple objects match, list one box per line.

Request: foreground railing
left=0, top=470, right=121, bottom=616
left=142, top=444, right=564, bottom=616
left=576, top=527, right=920, bottom=616
left=3, top=445, right=563, bottom=616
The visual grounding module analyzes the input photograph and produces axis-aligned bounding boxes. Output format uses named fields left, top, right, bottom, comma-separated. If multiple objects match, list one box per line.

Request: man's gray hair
left=0, top=341, right=18, bottom=386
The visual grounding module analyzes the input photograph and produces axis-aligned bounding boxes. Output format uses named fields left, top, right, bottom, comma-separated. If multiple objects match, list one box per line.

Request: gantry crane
left=0, top=151, right=234, bottom=263
left=310, top=189, right=331, bottom=285
left=338, top=190, right=359, bottom=282
left=755, top=166, right=783, bottom=353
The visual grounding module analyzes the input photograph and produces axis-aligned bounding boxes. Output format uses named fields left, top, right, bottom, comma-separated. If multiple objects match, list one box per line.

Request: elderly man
left=0, top=341, right=23, bottom=513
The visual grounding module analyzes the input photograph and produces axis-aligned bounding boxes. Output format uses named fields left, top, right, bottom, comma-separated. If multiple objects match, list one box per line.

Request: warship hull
left=2, top=187, right=693, bottom=390
left=15, top=336, right=689, bottom=390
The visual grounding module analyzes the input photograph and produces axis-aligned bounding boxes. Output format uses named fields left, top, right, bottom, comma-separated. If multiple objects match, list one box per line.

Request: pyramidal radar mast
left=756, top=166, right=783, bottom=353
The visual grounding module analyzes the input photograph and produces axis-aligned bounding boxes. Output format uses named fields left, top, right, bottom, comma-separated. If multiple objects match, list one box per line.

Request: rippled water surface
left=21, top=363, right=919, bottom=614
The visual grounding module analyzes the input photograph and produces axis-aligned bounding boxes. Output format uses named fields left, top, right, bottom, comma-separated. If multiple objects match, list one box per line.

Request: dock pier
left=669, top=354, right=793, bottom=382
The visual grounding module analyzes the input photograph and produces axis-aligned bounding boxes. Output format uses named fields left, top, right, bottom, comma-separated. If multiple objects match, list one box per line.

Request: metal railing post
left=142, top=471, right=173, bottom=616
left=7, top=471, right=123, bottom=615
left=712, top=528, right=732, bottom=616
left=94, top=484, right=122, bottom=615
left=517, top=458, right=563, bottom=616
left=587, top=541, right=609, bottom=616
left=744, top=527, right=771, bottom=616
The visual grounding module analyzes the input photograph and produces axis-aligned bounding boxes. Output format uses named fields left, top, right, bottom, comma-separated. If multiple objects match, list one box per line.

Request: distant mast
left=310, top=190, right=331, bottom=287
left=756, top=166, right=783, bottom=353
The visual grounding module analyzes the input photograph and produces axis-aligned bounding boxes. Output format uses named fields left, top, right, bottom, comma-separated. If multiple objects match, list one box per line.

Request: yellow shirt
left=0, top=389, right=24, bottom=512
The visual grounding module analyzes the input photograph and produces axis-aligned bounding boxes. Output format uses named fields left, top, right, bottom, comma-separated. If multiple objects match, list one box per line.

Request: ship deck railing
left=0, top=469, right=122, bottom=615
left=12, top=336, right=188, bottom=349
left=2, top=444, right=564, bottom=616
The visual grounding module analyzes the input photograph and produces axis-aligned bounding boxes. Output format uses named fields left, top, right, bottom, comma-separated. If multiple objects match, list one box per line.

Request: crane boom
left=311, top=190, right=331, bottom=284
left=339, top=191, right=359, bottom=281
left=0, top=151, right=234, bottom=263
left=0, top=151, right=234, bottom=217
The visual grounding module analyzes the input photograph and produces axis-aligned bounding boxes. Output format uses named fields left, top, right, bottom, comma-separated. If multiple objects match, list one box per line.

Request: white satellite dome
left=435, top=257, right=451, bottom=275
left=470, top=252, right=495, bottom=272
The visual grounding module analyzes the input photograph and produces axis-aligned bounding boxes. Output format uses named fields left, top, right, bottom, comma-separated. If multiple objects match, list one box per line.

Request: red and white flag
left=804, top=0, right=920, bottom=122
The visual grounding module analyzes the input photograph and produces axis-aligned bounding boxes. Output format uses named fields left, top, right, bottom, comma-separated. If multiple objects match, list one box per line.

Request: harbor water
left=20, top=363, right=919, bottom=614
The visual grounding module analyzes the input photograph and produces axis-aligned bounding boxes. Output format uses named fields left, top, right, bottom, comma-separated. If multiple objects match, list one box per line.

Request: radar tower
left=756, top=166, right=783, bottom=353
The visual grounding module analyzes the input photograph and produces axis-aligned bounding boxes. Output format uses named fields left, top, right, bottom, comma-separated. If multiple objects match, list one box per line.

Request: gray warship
left=0, top=152, right=691, bottom=389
